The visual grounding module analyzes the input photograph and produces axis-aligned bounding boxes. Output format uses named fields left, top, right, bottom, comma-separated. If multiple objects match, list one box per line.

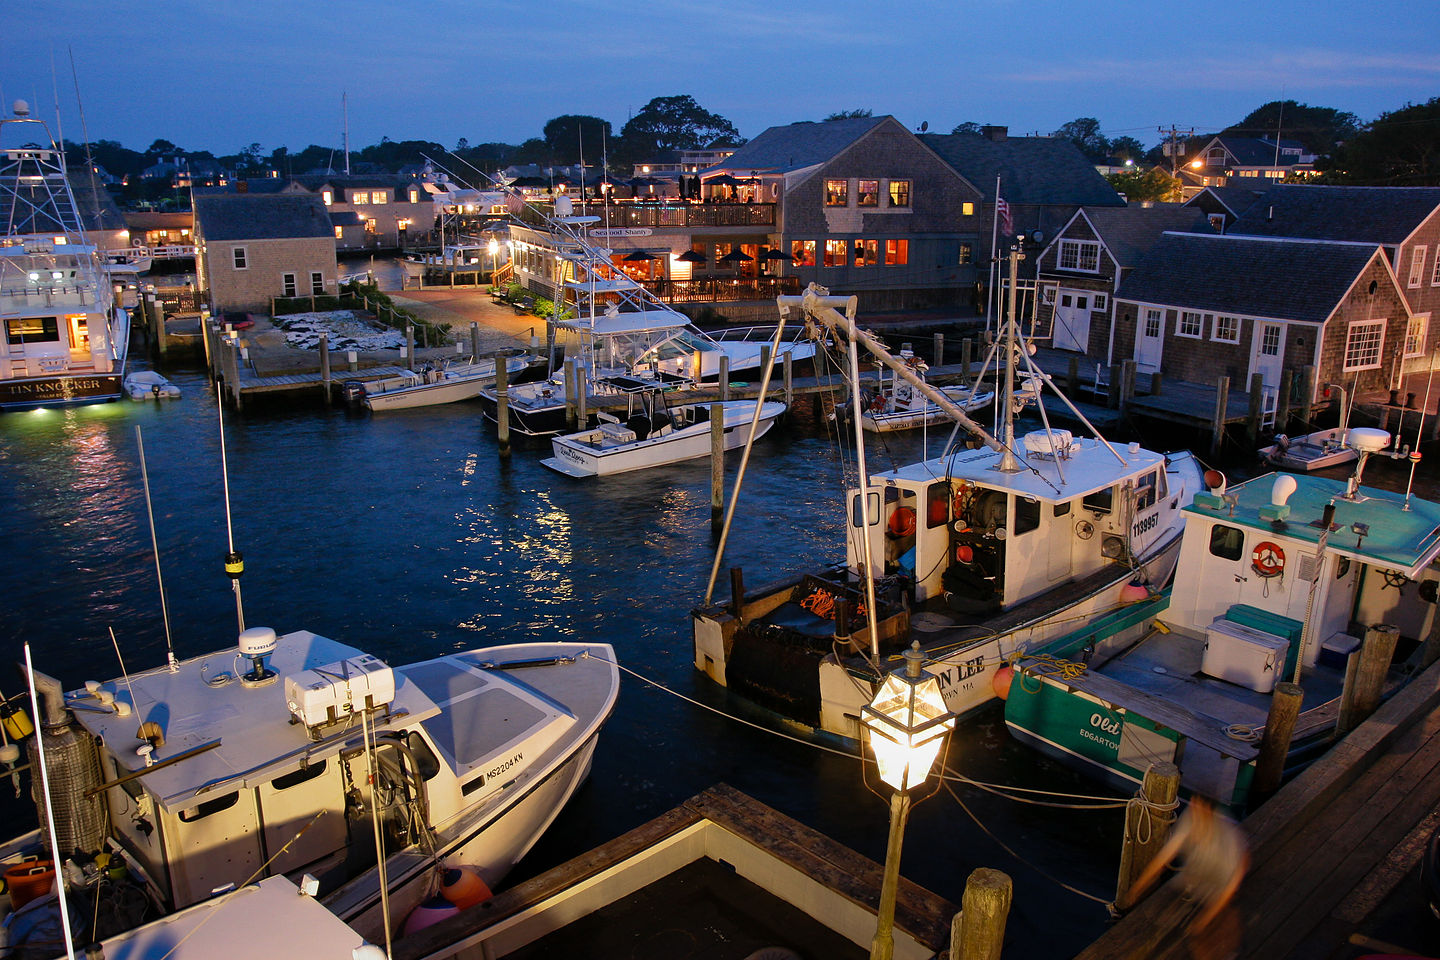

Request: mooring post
left=494, top=350, right=510, bottom=458
left=1067, top=356, right=1079, bottom=394
left=1114, top=761, right=1181, bottom=911
left=933, top=332, right=945, bottom=367
left=405, top=325, right=415, bottom=371
left=576, top=364, right=588, bottom=427
left=961, top=338, right=973, bottom=380
left=710, top=403, right=724, bottom=528
left=953, top=867, right=1012, bottom=960
left=1253, top=681, right=1303, bottom=796
left=1246, top=372, right=1266, bottom=445
left=1276, top=368, right=1294, bottom=433
left=719, top=355, right=730, bottom=402
left=1211, top=376, right=1230, bottom=457
left=564, top=358, right=577, bottom=429
left=470, top=321, right=480, bottom=361
left=760, top=344, right=772, bottom=395
left=1107, top=364, right=1122, bottom=409
left=1119, top=359, right=1137, bottom=413
left=783, top=350, right=794, bottom=407
left=319, top=334, right=331, bottom=405
left=347, top=350, right=358, bottom=373
left=1338, top=624, right=1400, bottom=733
left=729, top=567, right=745, bottom=618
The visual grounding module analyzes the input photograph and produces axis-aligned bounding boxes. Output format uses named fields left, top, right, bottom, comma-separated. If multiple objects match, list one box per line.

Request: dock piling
left=1338, top=624, right=1400, bottom=733
left=470, top=322, right=480, bottom=361
left=1276, top=369, right=1294, bottom=433
left=347, top=350, right=358, bottom=373
left=961, top=338, right=973, bottom=380
left=1253, top=681, right=1303, bottom=796
left=719, top=355, right=730, bottom=402
left=576, top=364, right=588, bottom=426
left=760, top=345, right=772, bottom=396
left=564, top=359, right=577, bottom=429
left=319, top=335, right=331, bottom=405
left=1210, top=376, right=1230, bottom=457
left=953, top=867, right=1012, bottom=960
left=1067, top=356, right=1079, bottom=394
left=1114, top=761, right=1180, bottom=912
left=710, top=403, right=724, bottom=528
left=405, top=326, right=415, bottom=371
left=933, top=333, right=945, bottom=367
left=783, top=351, right=794, bottom=407
left=729, top=567, right=745, bottom=618
left=1246, top=372, right=1266, bottom=445
left=494, top=350, right=510, bottom=458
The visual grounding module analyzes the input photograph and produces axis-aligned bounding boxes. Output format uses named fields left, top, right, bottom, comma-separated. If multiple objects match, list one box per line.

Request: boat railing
left=708, top=323, right=811, bottom=346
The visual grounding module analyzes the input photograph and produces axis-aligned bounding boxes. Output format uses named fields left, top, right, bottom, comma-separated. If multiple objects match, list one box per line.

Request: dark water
left=18, top=363, right=1411, bottom=958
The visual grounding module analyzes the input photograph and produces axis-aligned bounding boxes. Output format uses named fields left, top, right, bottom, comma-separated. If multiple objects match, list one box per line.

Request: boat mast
left=997, top=243, right=1022, bottom=473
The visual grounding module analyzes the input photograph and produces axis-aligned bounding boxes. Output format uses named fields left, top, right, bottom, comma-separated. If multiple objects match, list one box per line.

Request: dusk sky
left=4, top=0, right=1437, bottom=157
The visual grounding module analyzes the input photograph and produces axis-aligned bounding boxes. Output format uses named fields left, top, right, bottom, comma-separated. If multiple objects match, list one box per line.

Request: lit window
left=823, top=239, right=848, bottom=267
left=790, top=240, right=816, bottom=266
left=311, top=272, right=325, bottom=295
left=232, top=246, right=247, bottom=270
left=958, top=242, right=972, bottom=265
left=1212, top=315, right=1240, bottom=343
left=397, top=218, right=412, bottom=231
left=961, top=201, right=973, bottom=216
left=1343, top=319, right=1386, bottom=371
left=889, top=181, right=911, bottom=208
left=1409, top=246, right=1428, bottom=289
left=1406, top=315, right=1427, bottom=357
left=408, top=189, right=419, bottom=203
left=372, top=191, right=388, bottom=204
left=1432, top=250, right=1440, bottom=287
left=884, top=239, right=908, bottom=266
left=858, top=180, right=879, bottom=206
left=1178, top=311, right=1204, bottom=338
left=352, top=192, right=369, bottom=204
left=365, top=219, right=377, bottom=234
left=334, top=226, right=343, bottom=239
left=321, top=190, right=333, bottom=205
left=824, top=180, right=848, bottom=206
left=1058, top=239, right=1100, bottom=273
left=854, top=239, right=878, bottom=267
left=282, top=273, right=297, bottom=298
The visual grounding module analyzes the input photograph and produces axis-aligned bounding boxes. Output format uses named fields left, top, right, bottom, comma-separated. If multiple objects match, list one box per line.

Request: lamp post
left=861, top=642, right=955, bottom=960
left=487, top=238, right=499, bottom=279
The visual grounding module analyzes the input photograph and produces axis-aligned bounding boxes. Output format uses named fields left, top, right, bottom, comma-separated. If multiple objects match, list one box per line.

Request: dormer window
left=321, top=190, right=333, bottom=205
left=1057, top=239, right=1100, bottom=273
left=352, top=192, right=370, bottom=205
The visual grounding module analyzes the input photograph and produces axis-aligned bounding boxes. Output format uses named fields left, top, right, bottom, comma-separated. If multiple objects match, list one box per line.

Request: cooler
left=1202, top=618, right=1288, bottom=693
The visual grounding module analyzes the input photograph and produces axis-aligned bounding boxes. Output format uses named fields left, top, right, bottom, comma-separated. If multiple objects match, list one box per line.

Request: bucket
left=5, top=860, right=55, bottom=910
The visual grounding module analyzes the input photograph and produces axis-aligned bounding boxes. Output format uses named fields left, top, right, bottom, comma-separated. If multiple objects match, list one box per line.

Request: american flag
left=997, top=196, right=1013, bottom=237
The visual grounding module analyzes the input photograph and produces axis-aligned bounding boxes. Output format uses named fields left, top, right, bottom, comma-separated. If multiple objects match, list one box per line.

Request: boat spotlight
left=238, top=626, right=279, bottom=687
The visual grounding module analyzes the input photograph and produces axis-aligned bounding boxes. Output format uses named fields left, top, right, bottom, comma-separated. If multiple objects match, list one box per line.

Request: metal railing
left=641, top=276, right=799, bottom=304
left=513, top=201, right=775, bottom=230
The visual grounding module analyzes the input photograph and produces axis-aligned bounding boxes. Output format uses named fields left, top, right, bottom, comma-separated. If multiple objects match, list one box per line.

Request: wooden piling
left=710, top=403, right=724, bottom=527
left=729, top=567, right=745, bottom=618
left=1067, top=356, right=1079, bottom=394
left=564, top=359, right=577, bottom=429
left=405, top=325, right=415, bottom=371
left=1276, top=368, right=1294, bottom=432
left=1149, top=369, right=1162, bottom=396
left=961, top=338, right=973, bottom=379
left=1338, top=624, right=1400, bottom=733
left=576, top=364, right=588, bottom=426
left=933, top=332, right=945, bottom=367
left=1253, top=681, right=1303, bottom=796
left=1119, top=359, right=1137, bottom=412
left=1114, top=761, right=1181, bottom=911
left=1210, top=376, right=1230, bottom=457
left=760, top=344, right=772, bottom=389
left=470, top=322, right=480, bottom=361
left=1424, top=600, right=1440, bottom=670
left=200, top=308, right=213, bottom=373
left=1107, top=365, right=1121, bottom=409
left=719, top=355, right=730, bottom=402
left=953, top=868, right=1012, bottom=960
left=347, top=350, right=358, bottom=373
left=783, top=351, right=794, bottom=407
left=1246, top=372, right=1265, bottom=445
left=494, top=350, right=510, bottom=458
left=223, top=337, right=243, bottom=411
left=319, top=335, right=331, bottom=404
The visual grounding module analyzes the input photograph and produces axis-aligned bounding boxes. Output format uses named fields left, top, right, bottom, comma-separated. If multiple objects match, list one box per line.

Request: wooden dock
left=1075, top=656, right=1440, bottom=960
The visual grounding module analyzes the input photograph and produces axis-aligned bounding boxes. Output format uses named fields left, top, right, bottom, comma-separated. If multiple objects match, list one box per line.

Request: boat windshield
left=643, top=330, right=721, bottom=363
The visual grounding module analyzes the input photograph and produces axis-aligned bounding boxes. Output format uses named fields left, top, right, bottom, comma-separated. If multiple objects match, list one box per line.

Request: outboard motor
left=26, top=670, right=107, bottom=857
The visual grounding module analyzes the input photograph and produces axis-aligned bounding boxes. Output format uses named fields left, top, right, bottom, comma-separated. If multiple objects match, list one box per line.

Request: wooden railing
left=513, top=201, right=775, bottom=230
left=641, top=276, right=800, bottom=304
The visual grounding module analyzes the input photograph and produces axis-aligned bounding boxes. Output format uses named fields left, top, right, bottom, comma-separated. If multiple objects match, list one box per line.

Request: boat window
left=852, top=491, right=881, bottom=527
left=1156, top=468, right=1169, bottom=499
left=178, top=792, right=239, bottom=823
left=271, top=760, right=328, bottom=791
left=1209, top=524, right=1244, bottom=561
left=7, top=316, right=60, bottom=345
left=1014, top=497, right=1040, bottom=535
left=1135, top=471, right=1157, bottom=511
left=407, top=731, right=442, bottom=782
left=1082, top=487, right=1113, bottom=515
left=926, top=482, right=950, bottom=528
left=1053, top=501, right=1071, bottom=517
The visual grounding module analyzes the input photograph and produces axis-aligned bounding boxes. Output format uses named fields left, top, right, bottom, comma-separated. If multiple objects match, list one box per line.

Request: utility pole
left=1158, top=124, right=1195, bottom=176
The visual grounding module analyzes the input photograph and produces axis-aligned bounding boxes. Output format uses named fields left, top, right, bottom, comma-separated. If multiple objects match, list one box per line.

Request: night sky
left=3, top=0, right=1437, bottom=155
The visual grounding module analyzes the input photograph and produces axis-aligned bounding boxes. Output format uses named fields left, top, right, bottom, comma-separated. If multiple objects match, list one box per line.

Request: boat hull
left=0, top=372, right=124, bottom=409
left=1259, top=428, right=1358, bottom=471
left=542, top=401, right=784, bottom=477
left=859, top=387, right=995, bottom=433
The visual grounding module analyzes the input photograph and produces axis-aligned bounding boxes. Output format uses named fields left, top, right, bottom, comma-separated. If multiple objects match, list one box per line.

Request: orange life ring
left=1252, top=541, right=1285, bottom=578
left=887, top=507, right=917, bottom=538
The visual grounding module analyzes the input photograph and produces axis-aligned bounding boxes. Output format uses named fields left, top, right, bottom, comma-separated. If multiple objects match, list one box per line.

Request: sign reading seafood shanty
left=589, top=228, right=653, bottom=238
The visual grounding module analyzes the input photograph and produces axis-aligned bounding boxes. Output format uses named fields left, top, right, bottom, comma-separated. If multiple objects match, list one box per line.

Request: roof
left=1227, top=185, right=1440, bottom=244
left=1183, top=185, right=1267, bottom=218
left=193, top=179, right=291, bottom=196
left=1074, top=204, right=1215, bottom=267
left=919, top=133, right=1124, bottom=206
left=124, top=211, right=194, bottom=231
left=703, top=116, right=888, bottom=174
left=1202, top=136, right=1307, bottom=166
left=194, top=194, right=335, bottom=242
left=1116, top=233, right=1384, bottom=323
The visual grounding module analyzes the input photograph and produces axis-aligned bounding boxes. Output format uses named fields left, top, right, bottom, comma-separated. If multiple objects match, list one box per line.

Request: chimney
left=980, top=125, right=1008, bottom=142
left=237, top=180, right=248, bottom=194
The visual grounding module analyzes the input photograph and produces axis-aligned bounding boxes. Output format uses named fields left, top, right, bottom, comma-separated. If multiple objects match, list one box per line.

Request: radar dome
left=1347, top=427, right=1390, bottom=454
left=238, top=626, right=278, bottom=657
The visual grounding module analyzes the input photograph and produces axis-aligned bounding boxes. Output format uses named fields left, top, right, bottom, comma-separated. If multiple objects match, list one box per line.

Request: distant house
left=1034, top=203, right=1213, bottom=361
left=193, top=194, right=338, bottom=315
left=1178, top=136, right=1315, bottom=194
left=297, top=176, right=435, bottom=249
left=1114, top=233, right=1412, bottom=406
left=1183, top=185, right=1267, bottom=233
left=124, top=211, right=194, bottom=249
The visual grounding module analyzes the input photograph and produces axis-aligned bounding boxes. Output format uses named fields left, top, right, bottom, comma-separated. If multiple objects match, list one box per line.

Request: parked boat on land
left=123, top=369, right=181, bottom=400
left=346, top=352, right=534, bottom=412
left=0, top=101, right=130, bottom=410
left=542, top=378, right=785, bottom=477
left=692, top=271, right=1203, bottom=742
left=1004, top=426, right=1438, bottom=809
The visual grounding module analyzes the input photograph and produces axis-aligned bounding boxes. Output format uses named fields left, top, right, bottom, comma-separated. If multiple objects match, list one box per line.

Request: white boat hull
left=1260, top=427, right=1358, bottom=471
left=860, top=386, right=994, bottom=432
left=363, top=357, right=527, bottom=412
left=542, top=400, right=785, bottom=477
left=124, top=371, right=181, bottom=400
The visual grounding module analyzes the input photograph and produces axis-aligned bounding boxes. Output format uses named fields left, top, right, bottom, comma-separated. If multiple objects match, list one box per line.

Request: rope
left=1223, top=723, right=1263, bottom=743
left=1125, top=788, right=1180, bottom=847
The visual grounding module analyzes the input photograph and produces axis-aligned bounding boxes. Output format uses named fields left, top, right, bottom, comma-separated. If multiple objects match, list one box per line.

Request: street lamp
left=487, top=238, right=499, bottom=277
left=861, top=642, right=954, bottom=960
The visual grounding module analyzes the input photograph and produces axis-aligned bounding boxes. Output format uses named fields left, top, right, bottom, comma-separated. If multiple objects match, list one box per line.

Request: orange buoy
left=1119, top=581, right=1151, bottom=603
left=887, top=507, right=917, bottom=538
left=992, top=665, right=1014, bottom=700
left=440, top=866, right=492, bottom=909
left=402, top=895, right=460, bottom=935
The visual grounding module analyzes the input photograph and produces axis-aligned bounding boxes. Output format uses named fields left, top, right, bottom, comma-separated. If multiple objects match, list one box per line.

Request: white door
left=1053, top=291, right=1091, bottom=353
left=1250, top=321, right=1285, bottom=389
left=1135, top=307, right=1164, bottom=370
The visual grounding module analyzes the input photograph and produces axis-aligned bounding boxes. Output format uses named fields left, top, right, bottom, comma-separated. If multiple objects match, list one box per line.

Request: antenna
left=342, top=92, right=350, bottom=177
left=1403, top=347, right=1437, bottom=510
left=216, top=392, right=246, bottom=633
left=135, top=426, right=177, bottom=669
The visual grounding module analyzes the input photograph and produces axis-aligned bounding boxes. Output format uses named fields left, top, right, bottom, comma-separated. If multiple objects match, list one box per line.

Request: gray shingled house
left=1114, top=232, right=1412, bottom=410
left=194, top=194, right=337, bottom=315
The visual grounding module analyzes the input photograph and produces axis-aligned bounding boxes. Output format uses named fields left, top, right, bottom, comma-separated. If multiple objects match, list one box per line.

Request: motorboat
left=542, top=378, right=785, bottom=477
left=0, top=629, right=619, bottom=947
left=837, top=345, right=994, bottom=433
left=346, top=353, right=534, bottom=412
left=0, top=100, right=130, bottom=409
left=1259, top=382, right=1360, bottom=471
left=692, top=273, right=1203, bottom=742
left=123, top=369, right=181, bottom=400
left=1004, top=426, right=1438, bottom=808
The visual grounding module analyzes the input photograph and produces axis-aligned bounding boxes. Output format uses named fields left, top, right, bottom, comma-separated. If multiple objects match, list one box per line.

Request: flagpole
left=985, top=175, right=1001, bottom=335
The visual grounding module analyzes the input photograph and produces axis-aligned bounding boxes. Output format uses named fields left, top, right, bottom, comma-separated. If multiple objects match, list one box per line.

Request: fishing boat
left=0, top=629, right=620, bottom=949
left=345, top=352, right=534, bottom=412
left=101, top=247, right=153, bottom=278
left=1259, top=382, right=1360, bottom=471
left=1003, top=426, right=1439, bottom=808
left=123, top=369, right=181, bottom=400
left=542, top=378, right=785, bottom=477
left=692, top=270, right=1203, bottom=742
left=0, top=101, right=130, bottom=409
left=838, top=345, right=994, bottom=433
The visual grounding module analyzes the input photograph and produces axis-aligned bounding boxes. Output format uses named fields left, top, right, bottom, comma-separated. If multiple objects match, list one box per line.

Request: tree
left=1052, top=117, right=1109, bottom=160
left=825, top=109, right=872, bottom=121
left=542, top=115, right=613, bottom=163
left=951, top=121, right=982, bottom=135
left=144, top=138, right=179, bottom=157
left=617, top=95, right=742, bottom=162
left=1105, top=168, right=1183, bottom=203
left=1223, top=100, right=1358, bottom=158
left=455, top=137, right=469, bottom=153
left=1108, top=136, right=1147, bottom=163
left=1320, top=97, right=1440, bottom=185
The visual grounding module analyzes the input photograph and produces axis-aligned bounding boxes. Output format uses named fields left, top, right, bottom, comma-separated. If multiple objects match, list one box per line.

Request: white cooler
left=1201, top=618, right=1289, bottom=693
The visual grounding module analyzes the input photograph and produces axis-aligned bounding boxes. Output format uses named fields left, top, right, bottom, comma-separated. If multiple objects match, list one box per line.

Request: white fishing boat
left=0, top=101, right=130, bottom=410
left=123, top=369, right=181, bottom=400
left=102, top=247, right=153, bottom=278
left=693, top=271, right=1203, bottom=742
left=1259, top=382, right=1359, bottom=471
left=839, top=346, right=994, bottom=433
left=542, top=379, right=785, bottom=477
left=347, top=353, right=533, bottom=412
left=1004, top=426, right=1439, bottom=809
left=0, top=630, right=619, bottom=950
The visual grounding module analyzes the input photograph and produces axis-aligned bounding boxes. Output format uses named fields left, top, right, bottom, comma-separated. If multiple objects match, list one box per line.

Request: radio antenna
left=136, top=426, right=177, bottom=669
left=217, top=393, right=246, bottom=633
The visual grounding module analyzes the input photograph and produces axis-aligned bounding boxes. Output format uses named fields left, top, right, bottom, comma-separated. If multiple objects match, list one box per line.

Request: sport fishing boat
left=0, top=628, right=620, bottom=949
left=344, top=352, right=534, bottom=412
left=1003, top=425, right=1439, bottom=808
left=0, top=100, right=129, bottom=409
left=692, top=270, right=1203, bottom=742
left=542, top=378, right=785, bottom=477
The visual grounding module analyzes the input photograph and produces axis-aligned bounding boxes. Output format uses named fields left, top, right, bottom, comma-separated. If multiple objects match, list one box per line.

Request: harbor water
left=11, top=362, right=1412, bottom=958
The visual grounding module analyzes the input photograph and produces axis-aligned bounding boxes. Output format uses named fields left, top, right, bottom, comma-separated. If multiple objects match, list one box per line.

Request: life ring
left=1252, top=541, right=1285, bottom=578
left=887, top=507, right=916, bottom=538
